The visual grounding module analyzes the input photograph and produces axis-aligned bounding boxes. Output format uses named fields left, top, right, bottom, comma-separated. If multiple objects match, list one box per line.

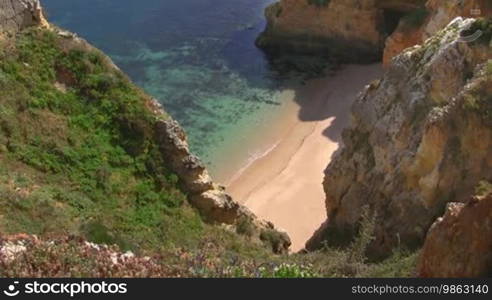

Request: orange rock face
left=383, top=25, right=423, bottom=66
left=419, top=194, right=492, bottom=278
left=257, top=0, right=386, bottom=61
left=383, top=0, right=492, bottom=67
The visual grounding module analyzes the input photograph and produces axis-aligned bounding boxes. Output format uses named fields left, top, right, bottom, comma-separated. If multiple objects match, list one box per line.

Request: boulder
left=419, top=193, right=492, bottom=277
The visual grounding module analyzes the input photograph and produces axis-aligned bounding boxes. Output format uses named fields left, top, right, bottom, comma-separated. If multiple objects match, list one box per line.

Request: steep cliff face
left=256, top=0, right=384, bottom=61
left=258, top=0, right=492, bottom=65
left=418, top=189, right=492, bottom=278
left=256, top=0, right=426, bottom=61
left=0, top=0, right=290, bottom=253
left=153, top=117, right=291, bottom=252
left=307, top=18, right=492, bottom=258
left=0, top=0, right=48, bottom=37
left=384, top=0, right=492, bottom=66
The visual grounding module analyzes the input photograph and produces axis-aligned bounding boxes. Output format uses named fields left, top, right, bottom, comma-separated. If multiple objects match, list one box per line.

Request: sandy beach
left=227, top=64, right=383, bottom=251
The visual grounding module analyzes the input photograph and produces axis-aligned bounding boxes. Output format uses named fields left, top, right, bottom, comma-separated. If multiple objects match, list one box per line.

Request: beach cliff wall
left=306, top=16, right=492, bottom=275
left=256, top=0, right=426, bottom=62
left=0, top=0, right=291, bottom=254
left=0, top=0, right=48, bottom=37
left=257, top=0, right=492, bottom=66
left=383, top=0, right=492, bottom=66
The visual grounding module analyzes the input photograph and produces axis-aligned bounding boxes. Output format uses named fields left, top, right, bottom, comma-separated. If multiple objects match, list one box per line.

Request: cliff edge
left=0, top=0, right=290, bottom=254
left=307, top=17, right=492, bottom=259
left=256, top=0, right=426, bottom=62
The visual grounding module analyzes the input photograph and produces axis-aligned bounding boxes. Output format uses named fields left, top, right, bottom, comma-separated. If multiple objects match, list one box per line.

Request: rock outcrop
left=307, top=18, right=492, bottom=258
left=257, top=0, right=492, bottom=65
left=0, top=0, right=48, bottom=37
left=383, top=0, right=492, bottom=66
left=152, top=113, right=291, bottom=253
left=256, top=0, right=384, bottom=61
left=256, top=0, right=426, bottom=62
left=418, top=191, right=492, bottom=278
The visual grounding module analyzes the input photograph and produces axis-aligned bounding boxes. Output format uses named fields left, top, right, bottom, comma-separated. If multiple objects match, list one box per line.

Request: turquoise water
left=42, top=0, right=326, bottom=179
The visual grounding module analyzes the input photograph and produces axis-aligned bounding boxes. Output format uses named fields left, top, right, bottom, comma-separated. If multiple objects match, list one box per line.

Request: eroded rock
left=256, top=0, right=386, bottom=61
left=384, top=0, right=492, bottom=66
left=307, top=18, right=492, bottom=258
left=153, top=110, right=291, bottom=253
left=419, top=193, right=492, bottom=277
left=0, top=0, right=48, bottom=37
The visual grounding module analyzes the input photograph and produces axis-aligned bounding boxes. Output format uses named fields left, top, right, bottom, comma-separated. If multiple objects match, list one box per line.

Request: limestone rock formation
left=256, top=0, right=385, bottom=61
left=153, top=116, right=290, bottom=253
left=418, top=192, right=492, bottom=277
left=307, top=18, right=492, bottom=258
left=384, top=0, right=492, bottom=66
left=0, top=0, right=48, bottom=37
left=256, top=0, right=426, bottom=61
left=257, top=1, right=492, bottom=65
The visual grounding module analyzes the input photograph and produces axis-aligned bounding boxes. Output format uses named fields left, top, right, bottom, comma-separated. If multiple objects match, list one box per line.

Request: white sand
left=227, top=64, right=383, bottom=251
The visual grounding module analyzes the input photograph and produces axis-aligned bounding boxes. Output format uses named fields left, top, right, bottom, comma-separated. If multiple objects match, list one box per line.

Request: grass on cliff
left=0, top=27, right=420, bottom=277
left=0, top=27, right=268, bottom=255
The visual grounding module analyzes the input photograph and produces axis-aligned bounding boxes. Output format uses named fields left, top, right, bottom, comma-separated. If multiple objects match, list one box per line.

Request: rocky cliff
left=257, top=0, right=492, bottom=65
left=384, top=0, right=492, bottom=66
left=307, top=17, right=492, bottom=258
left=418, top=188, right=492, bottom=277
left=256, top=0, right=426, bottom=61
left=153, top=117, right=291, bottom=253
left=0, top=0, right=290, bottom=253
left=0, top=0, right=48, bottom=37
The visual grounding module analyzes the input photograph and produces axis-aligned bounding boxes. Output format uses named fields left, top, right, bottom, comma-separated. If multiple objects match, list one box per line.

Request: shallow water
left=42, top=0, right=326, bottom=181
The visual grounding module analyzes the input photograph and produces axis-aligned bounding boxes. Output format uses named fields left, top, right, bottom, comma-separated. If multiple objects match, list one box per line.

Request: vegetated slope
left=0, top=0, right=293, bottom=271
left=0, top=1, right=423, bottom=278
left=308, top=18, right=492, bottom=262
left=0, top=26, right=226, bottom=254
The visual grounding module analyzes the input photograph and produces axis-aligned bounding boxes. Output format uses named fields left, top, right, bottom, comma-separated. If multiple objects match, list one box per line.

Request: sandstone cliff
left=307, top=18, right=492, bottom=258
left=153, top=116, right=291, bottom=253
left=0, top=0, right=47, bottom=37
left=256, top=0, right=426, bottom=61
left=257, top=0, right=492, bottom=66
left=384, top=0, right=492, bottom=66
left=418, top=188, right=492, bottom=277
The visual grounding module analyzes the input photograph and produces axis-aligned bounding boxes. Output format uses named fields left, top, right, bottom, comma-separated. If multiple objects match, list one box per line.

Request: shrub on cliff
left=0, top=27, right=269, bottom=258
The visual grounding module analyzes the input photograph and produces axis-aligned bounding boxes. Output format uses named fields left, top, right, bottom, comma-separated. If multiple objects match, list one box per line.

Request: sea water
left=42, top=0, right=327, bottom=183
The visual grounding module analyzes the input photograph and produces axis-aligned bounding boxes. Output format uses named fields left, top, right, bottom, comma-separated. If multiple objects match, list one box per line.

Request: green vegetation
left=0, top=27, right=236, bottom=253
left=0, top=27, right=420, bottom=277
left=461, top=17, right=492, bottom=45
left=475, top=181, right=492, bottom=198
left=462, top=63, right=492, bottom=124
